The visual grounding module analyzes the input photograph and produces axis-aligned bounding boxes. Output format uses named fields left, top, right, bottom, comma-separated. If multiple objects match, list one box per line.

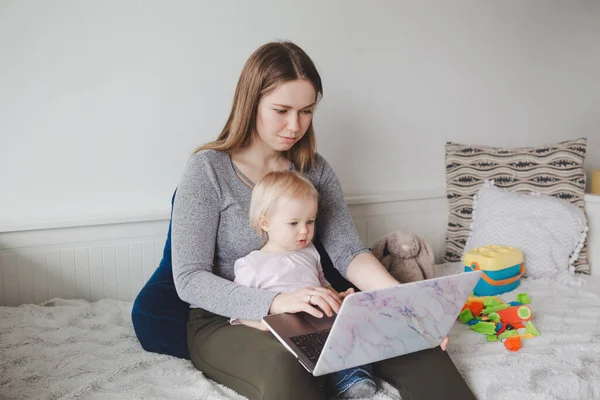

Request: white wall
left=2, top=193, right=599, bottom=306
left=1, top=0, right=599, bottom=230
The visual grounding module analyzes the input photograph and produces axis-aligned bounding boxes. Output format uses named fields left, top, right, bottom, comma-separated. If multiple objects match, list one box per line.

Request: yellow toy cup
left=464, top=245, right=525, bottom=296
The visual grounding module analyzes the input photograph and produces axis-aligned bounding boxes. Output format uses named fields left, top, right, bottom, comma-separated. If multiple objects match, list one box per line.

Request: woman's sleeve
left=314, top=155, right=371, bottom=278
left=171, top=153, right=277, bottom=321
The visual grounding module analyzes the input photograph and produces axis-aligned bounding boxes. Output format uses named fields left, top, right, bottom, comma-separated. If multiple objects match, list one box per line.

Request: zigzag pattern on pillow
left=444, top=138, right=589, bottom=273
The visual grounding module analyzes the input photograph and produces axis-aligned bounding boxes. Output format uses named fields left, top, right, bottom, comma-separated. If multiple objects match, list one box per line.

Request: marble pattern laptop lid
left=313, top=270, right=482, bottom=376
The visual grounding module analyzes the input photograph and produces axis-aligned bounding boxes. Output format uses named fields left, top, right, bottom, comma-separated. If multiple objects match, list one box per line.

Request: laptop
left=262, top=270, right=482, bottom=376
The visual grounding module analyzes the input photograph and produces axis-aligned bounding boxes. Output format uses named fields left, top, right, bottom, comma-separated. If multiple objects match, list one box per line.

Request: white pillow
left=465, top=181, right=587, bottom=285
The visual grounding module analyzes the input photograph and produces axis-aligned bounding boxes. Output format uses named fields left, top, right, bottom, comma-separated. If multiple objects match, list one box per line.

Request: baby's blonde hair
left=249, top=170, right=318, bottom=236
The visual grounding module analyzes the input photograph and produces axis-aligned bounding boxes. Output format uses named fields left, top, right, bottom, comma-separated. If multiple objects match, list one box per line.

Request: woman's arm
left=172, top=152, right=278, bottom=321
left=310, top=154, right=371, bottom=278
left=310, top=154, right=401, bottom=290
left=346, top=249, right=450, bottom=351
left=309, top=155, right=450, bottom=350
left=346, top=252, right=400, bottom=290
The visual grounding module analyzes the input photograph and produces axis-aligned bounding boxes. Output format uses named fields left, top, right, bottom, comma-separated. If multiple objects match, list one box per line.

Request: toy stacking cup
left=463, top=245, right=525, bottom=296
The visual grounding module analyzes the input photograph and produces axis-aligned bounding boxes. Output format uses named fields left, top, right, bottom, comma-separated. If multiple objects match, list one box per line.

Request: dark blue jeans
left=327, top=364, right=375, bottom=397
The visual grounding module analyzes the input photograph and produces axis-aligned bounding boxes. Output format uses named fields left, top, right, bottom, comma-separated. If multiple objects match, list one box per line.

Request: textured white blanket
left=1, top=269, right=599, bottom=400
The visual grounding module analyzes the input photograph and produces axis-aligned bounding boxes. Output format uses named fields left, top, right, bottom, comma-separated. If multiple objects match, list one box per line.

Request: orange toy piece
left=504, top=336, right=522, bottom=352
left=464, top=302, right=484, bottom=317
left=462, top=297, right=486, bottom=317
left=496, top=305, right=532, bottom=325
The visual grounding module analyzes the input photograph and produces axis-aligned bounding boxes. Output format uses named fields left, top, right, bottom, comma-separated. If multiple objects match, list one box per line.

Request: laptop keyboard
left=289, top=329, right=331, bottom=363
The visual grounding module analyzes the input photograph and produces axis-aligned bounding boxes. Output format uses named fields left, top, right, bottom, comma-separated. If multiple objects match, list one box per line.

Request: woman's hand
left=339, top=287, right=355, bottom=300
left=269, top=286, right=342, bottom=318
left=441, top=336, right=449, bottom=351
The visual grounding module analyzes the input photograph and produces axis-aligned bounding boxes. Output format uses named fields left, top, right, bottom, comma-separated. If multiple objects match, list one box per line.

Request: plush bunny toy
left=371, top=231, right=435, bottom=283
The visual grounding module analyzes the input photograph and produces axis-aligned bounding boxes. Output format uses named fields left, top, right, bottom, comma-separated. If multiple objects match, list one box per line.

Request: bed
left=2, top=262, right=599, bottom=400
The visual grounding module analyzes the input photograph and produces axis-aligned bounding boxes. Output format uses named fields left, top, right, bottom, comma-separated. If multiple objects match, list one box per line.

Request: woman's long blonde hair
left=195, top=41, right=323, bottom=172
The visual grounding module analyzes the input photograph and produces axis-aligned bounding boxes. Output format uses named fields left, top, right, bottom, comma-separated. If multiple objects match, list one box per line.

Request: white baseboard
left=0, top=220, right=169, bottom=306
left=1, top=192, right=598, bottom=307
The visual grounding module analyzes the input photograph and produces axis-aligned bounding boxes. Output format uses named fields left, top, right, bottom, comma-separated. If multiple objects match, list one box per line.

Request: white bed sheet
left=1, top=265, right=599, bottom=400
left=441, top=262, right=600, bottom=400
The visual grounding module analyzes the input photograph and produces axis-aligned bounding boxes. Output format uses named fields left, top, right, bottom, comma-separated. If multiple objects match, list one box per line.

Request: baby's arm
left=238, top=319, right=269, bottom=331
left=233, top=258, right=271, bottom=331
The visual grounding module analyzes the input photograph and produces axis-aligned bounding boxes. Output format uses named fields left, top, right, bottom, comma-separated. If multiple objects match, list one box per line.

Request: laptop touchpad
left=302, top=312, right=336, bottom=331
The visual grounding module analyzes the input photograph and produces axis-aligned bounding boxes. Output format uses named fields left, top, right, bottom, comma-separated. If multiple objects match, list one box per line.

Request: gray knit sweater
left=171, top=150, right=369, bottom=321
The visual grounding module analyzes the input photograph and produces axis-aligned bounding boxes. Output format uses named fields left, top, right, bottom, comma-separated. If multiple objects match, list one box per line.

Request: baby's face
left=264, top=195, right=317, bottom=252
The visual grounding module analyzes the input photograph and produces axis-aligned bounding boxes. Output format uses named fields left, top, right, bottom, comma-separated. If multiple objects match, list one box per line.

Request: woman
left=168, top=41, right=474, bottom=400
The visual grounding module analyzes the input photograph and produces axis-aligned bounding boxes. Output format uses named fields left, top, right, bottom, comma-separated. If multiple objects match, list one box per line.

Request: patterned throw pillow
left=466, top=183, right=587, bottom=284
left=444, top=137, right=589, bottom=273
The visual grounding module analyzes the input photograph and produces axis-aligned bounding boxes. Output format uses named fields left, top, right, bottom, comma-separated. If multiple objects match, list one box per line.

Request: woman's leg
left=374, top=347, right=476, bottom=400
left=187, top=308, right=326, bottom=400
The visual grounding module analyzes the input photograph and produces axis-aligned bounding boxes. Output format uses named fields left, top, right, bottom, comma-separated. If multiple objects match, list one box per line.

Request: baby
left=232, top=170, right=376, bottom=399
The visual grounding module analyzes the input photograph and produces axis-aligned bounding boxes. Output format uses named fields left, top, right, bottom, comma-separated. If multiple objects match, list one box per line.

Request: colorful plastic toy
left=459, top=309, right=474, bottom=324
left=463, top=245, right=525, bottom=296
left=516, top=293, right=531, bottom=304
left=504, top=336, right=522, bottom=351
left=471, top=322, right=496, bottom=335
left=458, top=292, right=539, bottom=352
left=525, top=321, right=540, bottom=336
left=495, top=305, right=532, bottom=325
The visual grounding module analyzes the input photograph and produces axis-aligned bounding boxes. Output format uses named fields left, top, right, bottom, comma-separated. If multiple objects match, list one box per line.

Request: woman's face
left=255, top=79, right=317, bottom=152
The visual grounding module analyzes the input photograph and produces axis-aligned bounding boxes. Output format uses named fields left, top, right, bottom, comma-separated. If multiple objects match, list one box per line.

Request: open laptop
left=262, top=270, right=482, bottom=376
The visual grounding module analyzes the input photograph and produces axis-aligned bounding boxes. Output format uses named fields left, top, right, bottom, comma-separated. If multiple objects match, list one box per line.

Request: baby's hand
left=339, top=288, right=355, bottom=301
